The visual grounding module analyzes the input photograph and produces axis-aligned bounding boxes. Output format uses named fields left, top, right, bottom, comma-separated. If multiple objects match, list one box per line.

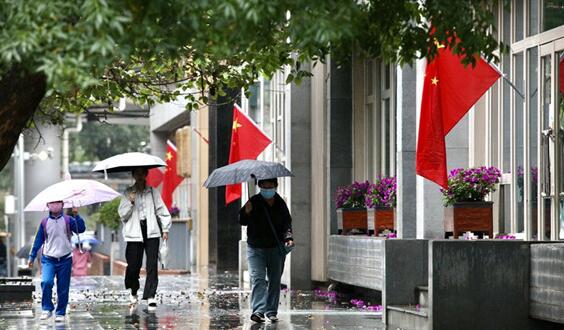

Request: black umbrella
left=204, top=160, right=294, bottom=188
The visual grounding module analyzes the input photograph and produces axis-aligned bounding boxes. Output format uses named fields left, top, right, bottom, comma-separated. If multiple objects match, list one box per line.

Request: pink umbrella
left=24, top=179, right=120, bottom=212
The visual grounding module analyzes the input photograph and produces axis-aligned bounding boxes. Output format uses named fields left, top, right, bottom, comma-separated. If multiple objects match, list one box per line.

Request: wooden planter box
left=337, top=208, right=368, bottom=235
left=444, top=201, right=493, bottom=239
left=367, top=207, right=395, bottom=236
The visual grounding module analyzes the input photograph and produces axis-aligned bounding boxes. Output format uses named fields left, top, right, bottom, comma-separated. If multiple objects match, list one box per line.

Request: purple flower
left=365, top=176, right=397, bottom=208
left=441, top=166, right=501, bottom=206
left=366, top=304, right=383, bottom=312
left=350, top=299, right=365, bottom=308
left=335, top=181, right=370, bottom=208
left=168, top=205, right=180, bottom=217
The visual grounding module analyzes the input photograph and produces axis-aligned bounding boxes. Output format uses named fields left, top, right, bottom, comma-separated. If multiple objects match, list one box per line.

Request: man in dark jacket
left=239, top=178, right=294, bottom=323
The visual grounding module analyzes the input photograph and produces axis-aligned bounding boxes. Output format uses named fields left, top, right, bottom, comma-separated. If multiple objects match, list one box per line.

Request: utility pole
left=14, top=134, right=25, bottom=267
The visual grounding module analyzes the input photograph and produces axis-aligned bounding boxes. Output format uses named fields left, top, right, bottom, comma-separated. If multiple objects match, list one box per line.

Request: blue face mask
left=260, top=188, right=276, bottom=199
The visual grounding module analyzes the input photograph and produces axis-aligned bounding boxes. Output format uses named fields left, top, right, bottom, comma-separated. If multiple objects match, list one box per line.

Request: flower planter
left=337, top=208, right=368, bottom=235
left=444, top=201, right=493, bottom=239
left=367, top=207, right=395, bottom=236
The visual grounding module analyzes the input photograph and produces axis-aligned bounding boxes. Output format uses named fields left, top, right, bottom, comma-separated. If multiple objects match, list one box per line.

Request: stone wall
left=328, top=236, right=385, bottom=291
left=530, top=243, right=564, bottom=324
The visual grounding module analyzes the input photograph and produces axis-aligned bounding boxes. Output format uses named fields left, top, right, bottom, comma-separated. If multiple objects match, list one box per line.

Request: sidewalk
left=0, top=272, right=384, bottom=329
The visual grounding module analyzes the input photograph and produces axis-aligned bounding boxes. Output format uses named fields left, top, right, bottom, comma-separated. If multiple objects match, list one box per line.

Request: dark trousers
left=124, top=221, right=160, bottom=299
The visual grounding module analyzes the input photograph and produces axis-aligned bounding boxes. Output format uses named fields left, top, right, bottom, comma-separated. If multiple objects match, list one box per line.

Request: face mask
left=47, top=202, right=63, bottom=214
left=260, top=188, right=276, bottom=199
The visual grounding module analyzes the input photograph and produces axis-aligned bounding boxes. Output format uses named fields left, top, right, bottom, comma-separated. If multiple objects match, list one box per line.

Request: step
left=416, top=286, right=429, bottom=308
left=387, top=305, right=429, bottom=330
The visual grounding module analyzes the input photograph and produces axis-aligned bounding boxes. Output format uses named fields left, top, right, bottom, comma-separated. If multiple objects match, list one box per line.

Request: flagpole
left=488, top=63, right=525, bottom=99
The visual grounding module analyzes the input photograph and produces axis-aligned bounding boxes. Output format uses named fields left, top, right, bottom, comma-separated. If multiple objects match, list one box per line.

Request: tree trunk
left=0, top=66, right=47, bottom=171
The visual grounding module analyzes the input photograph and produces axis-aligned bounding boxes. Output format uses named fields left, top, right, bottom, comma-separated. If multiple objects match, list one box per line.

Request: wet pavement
left=0, top=270, right=384, bottom=329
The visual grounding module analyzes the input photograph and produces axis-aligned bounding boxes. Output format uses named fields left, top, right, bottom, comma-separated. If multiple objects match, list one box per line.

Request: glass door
left=539, top=38, right=564, bottom=240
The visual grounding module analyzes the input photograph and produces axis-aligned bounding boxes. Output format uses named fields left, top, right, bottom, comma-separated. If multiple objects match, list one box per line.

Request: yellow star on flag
left=232, top=119, right=242, bottom=131
left=431, top=76, right=439, bottom=85
left=433, top=38, right=445, bottom=49
left=166, top=152, right=173, bottom=161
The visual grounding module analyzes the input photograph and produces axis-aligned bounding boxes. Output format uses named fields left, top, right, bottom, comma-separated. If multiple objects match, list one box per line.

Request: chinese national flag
left=416, top=44, right=501, bottom=188
left=161, top=140, right=184, bottom=208
left=226, top=104, right=272, bottom=205
left=146, top=168, right=164, bottom=188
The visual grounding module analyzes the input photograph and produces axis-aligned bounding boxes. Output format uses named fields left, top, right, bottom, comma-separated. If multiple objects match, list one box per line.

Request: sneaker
left=54, top=315, right=65, bottom=322
left=250, top=312, right=265, bottom=323
left=148, top=298, right=157, bottom=307
left=39, top=311, right=52, bottom=320
left=267, top=314, right=279, bottom=323
left=129, top=293, right=138, bottom=305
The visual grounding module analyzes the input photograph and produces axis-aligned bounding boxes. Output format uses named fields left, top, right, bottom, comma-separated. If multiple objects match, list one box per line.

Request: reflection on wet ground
left=0, top=271, right=384, bottom=329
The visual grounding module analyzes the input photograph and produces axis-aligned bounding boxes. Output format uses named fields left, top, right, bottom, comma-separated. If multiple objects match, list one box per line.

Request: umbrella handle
left=248, top=174, right=257, bottom=200
left=72, top=217, right=83, bottom=254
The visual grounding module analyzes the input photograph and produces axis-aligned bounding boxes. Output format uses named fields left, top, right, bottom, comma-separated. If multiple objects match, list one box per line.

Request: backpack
left=41, top=215, right=73, bottom=242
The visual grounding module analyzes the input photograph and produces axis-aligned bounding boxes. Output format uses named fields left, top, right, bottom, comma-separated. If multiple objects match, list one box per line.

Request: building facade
left=236, top=0, right=564, bottom=289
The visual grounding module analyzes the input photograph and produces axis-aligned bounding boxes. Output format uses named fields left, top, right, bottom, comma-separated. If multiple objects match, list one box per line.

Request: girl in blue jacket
left=28, top=201, right=85, bottom=322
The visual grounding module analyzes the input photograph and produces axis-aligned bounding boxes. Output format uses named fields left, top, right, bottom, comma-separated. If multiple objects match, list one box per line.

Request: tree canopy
left=70, top=123, right=149, bottom=162
left=0, top=0, right=504, bottom=170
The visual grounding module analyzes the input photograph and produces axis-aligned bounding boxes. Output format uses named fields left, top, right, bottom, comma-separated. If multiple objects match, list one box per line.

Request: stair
left=387, top=305, right=429, bottom=329
left=417, top=286, right=428, bottom=308
left=386, top=285, right=429, bottom=329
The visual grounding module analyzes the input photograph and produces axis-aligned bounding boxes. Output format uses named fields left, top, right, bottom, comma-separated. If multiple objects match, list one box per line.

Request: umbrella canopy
left=16, top=244, right=31, bottom=259
left=92, top=152, right=166, bottom=174
left=72, top=233, right=100, bottom=245
left=204, top=160, right=294, bottom=188
left=24, top=179, right=120, bottom=212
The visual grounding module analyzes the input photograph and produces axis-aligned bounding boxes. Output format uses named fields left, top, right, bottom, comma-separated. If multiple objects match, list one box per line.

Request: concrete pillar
left=414, top=59, right=469, bottom=239
left=208, top=96, right=240, bottom=271
left=311, top=62, right=329, bottom=282
left=192, top=107, right=209, bottom=269
left=395, top=64, right=418, bottom=238
left=150, top=131, right=167, bottom=162
left=23, top=125, right=62, bottom=244
left=290, top=68, right=312, bottom=289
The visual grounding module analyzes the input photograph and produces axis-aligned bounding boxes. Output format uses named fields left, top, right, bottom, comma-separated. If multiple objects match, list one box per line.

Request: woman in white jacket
left=118, top=167, right=171, bottom=308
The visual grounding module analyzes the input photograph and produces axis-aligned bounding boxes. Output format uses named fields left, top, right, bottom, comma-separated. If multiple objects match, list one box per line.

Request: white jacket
left=118, top=186, right=171, bottom=242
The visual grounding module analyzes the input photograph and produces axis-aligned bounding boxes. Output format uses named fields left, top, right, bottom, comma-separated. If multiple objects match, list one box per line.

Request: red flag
left=146, top=168, right=164, bottom=188
left=161, top=140, right=184, bottom=209
left=416, top=44, right=501, bottom=188
left=226, top=104, right=272, bottom=205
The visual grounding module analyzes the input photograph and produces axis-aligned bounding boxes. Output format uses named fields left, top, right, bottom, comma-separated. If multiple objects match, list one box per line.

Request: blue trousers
left=247, top=246, right=286, bottom=317
left=41, top=255, right=72, bottom=315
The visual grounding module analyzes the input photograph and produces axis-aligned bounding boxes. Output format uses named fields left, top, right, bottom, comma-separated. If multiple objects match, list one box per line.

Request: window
left=528, top=0, right=539, bottom=36
left=365, top=59, right=377, bottom=179
left=515, top=0, right=524, bottom=42
left=514, top=52, right=525, bottom=233
left=542, top=0, right=564, bottom=32
left=353, top=58, right=396, bottom=181
left=248, top=82, right=261, bottom=126
left=528, top=47, right=539, bottom=239
left=488, top=1, right=564, bottom=239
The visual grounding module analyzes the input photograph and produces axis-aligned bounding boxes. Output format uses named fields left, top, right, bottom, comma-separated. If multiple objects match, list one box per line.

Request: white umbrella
left=92, top=152, right=166, bottom=175
left=24, top=179, right=120, bottom=212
